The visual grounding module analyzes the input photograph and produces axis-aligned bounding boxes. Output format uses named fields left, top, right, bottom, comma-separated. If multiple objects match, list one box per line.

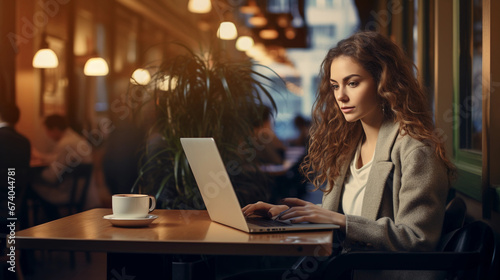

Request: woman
left=242, top=31, right=455, bottom=253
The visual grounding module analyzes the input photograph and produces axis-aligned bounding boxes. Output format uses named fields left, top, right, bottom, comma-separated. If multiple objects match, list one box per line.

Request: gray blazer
left=322, top=120, right=450, bottom=252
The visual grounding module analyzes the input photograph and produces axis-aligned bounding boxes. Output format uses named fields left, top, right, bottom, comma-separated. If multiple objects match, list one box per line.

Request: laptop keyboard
left=246, top=218, right=292, bottom=227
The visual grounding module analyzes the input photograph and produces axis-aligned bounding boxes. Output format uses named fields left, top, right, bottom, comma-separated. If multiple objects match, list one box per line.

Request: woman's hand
left=242, top=201, right=289, bottom=219
left=279, top=198, right=346, bottom=230
left=242, top=198, right=346, bottom=230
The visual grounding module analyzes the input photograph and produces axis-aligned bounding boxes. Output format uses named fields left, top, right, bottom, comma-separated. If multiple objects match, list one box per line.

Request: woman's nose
left=336, top=87, right=348, bottom=102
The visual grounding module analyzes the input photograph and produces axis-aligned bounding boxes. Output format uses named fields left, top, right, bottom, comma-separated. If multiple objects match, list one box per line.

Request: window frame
left=452, top=0, right=483, bottom=201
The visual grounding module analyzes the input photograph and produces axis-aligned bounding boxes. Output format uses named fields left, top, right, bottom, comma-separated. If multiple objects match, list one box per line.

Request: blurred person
left=31, top=114, right=92, bottom=217
left=0, top=103, right=31, bottom=168
left=249, top=106, right=293, bottom=204
left=0, top=103, right=31, bottom=224
left=251, top=105, right=286, bottom=165
left=288, top=115, right=311, bottom=147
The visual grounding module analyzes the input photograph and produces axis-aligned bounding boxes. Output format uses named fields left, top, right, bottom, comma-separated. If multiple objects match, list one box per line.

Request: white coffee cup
left=112, top=194, right=156, bottom=218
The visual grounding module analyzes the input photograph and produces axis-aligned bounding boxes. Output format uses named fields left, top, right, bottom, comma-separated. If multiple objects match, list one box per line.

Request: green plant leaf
left=129, top=43, right=281, bottom=209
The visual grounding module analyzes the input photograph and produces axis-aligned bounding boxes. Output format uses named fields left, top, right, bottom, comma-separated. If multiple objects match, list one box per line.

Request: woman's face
left=329, top=55, right=383, bottom=125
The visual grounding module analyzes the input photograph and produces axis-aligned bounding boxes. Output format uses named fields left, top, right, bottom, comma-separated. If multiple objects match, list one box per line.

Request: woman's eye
left=348, top=81, right=359, bottom=87
left=330, top=84, right=339, bottom=91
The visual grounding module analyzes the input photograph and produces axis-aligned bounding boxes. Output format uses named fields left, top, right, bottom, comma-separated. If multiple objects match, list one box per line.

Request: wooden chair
left=63, top=163, right=93, bottom=215
left=63, top=164, right=93, bottom=267
left=26, top=163, right=93, bottom=224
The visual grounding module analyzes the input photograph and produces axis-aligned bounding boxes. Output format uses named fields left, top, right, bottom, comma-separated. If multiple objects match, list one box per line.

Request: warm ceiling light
left=84, top=57, right=109, bottom=76
left=188, top=0, right=211, bottom=13
left=217, top=21, right=238, bottom=40
left=240, top=0, right=259, bottom=14
left=248, top=15, right=267, bottom=27
left=285, top=27, right=296, bottom=39
left=130, top=68, right=151, bottom=85
left=259, top=29, right=279, bottom=40
left=236, top=36, right=254, bottom=51
left=32, top=48, right=59, bottom=68
left=277, top=15, right=289, bottom=28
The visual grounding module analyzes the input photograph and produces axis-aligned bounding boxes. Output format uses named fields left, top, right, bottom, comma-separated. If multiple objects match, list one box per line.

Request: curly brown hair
left=301, top=31, right=455, bottom=193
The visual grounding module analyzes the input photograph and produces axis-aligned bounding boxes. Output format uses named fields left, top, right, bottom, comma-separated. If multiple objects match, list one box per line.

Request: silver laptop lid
left=180, top=138, right=250, bottom=232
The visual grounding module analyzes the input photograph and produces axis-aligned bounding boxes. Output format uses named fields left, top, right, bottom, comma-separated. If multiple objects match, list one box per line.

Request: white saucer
left=103, top=214, right=158, bottom=227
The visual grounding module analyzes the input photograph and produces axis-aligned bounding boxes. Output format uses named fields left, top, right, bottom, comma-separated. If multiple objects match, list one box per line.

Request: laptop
left=180, top=137, right=339, bottom=233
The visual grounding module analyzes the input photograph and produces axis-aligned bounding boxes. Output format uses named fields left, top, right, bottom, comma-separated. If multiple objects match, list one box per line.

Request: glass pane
left=413, top=0, right=418, bottom=65
left=458, top=0, right=482, bottom=152
left=470, top=0, right=482, bottom=151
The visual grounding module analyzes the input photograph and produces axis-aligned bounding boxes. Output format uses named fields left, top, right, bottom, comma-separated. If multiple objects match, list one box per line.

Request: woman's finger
left=268, top=205, right=290, bottom=218
left=280, top=198, right=312, bottom=207
left=278, top=208, right=310, bottom=220
left=243, top=202, right=274, bottom=216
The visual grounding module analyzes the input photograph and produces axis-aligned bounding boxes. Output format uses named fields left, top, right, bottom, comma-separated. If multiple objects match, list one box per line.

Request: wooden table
left=17, top=208, right=334, bottom=279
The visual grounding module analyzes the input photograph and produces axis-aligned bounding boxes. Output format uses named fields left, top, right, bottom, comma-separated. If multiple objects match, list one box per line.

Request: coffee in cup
left=112, top=194, right=156, bottom=218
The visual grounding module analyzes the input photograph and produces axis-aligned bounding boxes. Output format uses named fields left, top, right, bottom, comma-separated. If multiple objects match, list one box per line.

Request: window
left=453, top=0, right=483, bottom=201
left=457, top=0, right=482, bottom=152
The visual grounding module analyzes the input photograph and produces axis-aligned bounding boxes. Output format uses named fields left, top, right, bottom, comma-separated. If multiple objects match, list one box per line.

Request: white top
left=41, top=128, right=93, bottom=183
left=342, top=142, right=374, bottom=216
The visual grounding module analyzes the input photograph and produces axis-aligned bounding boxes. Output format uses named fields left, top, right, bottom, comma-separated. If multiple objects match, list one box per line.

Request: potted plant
left=130, top=44, right=280, bottom=210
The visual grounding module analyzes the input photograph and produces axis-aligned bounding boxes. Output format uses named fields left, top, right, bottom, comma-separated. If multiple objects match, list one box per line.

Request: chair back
left=68, top=163, right=93, bottom=214
left=443, top=220, right=496, bottom=279
left=437, top=196, right=467, bottom=251
left=442, top=196, right=467, bottom=235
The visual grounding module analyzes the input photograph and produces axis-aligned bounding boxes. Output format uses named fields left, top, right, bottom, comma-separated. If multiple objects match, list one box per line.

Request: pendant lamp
left=84, top=57, right=109, bottom=76
left=33, top=48, right=59, bottom=68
